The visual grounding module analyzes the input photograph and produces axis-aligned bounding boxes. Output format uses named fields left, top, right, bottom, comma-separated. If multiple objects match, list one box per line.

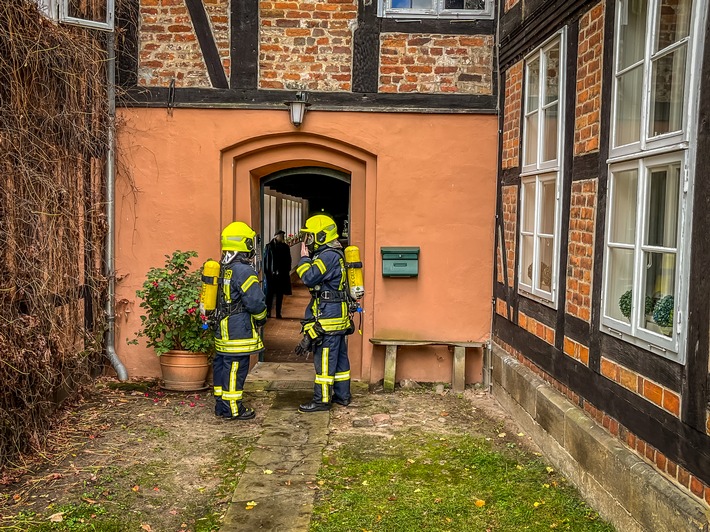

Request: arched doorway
left=260, top=167, right=352, bottom=363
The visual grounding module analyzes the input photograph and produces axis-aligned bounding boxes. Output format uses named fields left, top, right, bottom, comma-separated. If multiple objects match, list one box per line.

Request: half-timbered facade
left=493, top=0, right=710, bottom=528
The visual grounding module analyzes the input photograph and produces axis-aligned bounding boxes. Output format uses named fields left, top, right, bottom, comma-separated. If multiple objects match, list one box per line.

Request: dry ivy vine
left=0, top=0, right=118, bottom=469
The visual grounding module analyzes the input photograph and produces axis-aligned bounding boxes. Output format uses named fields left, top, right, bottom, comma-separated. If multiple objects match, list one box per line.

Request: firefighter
left=212, top=221, right=267, bottom=420
left=295, top=214, right=354, bottom=413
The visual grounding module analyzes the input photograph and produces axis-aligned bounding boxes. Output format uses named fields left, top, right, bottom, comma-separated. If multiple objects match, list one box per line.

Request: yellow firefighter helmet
left=221, top=221, right=256, bottom=253
left=300, top=214, right=338, bottom=250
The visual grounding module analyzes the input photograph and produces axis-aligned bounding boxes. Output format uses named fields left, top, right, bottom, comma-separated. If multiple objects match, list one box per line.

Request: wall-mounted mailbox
left=381, top=247, right=420, bottom=277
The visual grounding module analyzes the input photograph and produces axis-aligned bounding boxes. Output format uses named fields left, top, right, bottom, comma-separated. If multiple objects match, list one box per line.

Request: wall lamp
left=284, top=91, right=311, bottom=128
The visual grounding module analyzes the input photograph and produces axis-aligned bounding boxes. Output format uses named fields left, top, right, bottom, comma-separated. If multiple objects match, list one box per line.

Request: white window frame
left=39, top=0, right=115, bottom=31
left=378, top=0, right=493, bottom=19
left=602, top=0, right=707, bottom=363
left=518, top=30, right=566, bottom=307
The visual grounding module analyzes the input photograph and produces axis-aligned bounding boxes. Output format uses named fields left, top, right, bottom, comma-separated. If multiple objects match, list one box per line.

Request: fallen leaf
left=446, top=517, right=452, bottom=523
left=407, top=459, right=415, bottom=464
left=82, top=497, right=97, bottom=504
left=440, top=411, right=449, bottom=416
left=140, top=525, right=153, bottom=531
left=152, top=486, right=160, bottom=492
left=361, top=480, right=368, bottom=486
left=132, top=485, right=140, bottom=492
left=543, top=483, right=550, bottom=488
left=263, top=469, right=273, bottom=475
left=49, top=512, right=64, bottom=522
left=517, top=432, right=525, bottom=437
left=434, top=498, right=442, bottom=504
left=475, top=499, right=486, bottom=507
left=546, top=467, right=554, bottom=474
left=497, top=432, right=506, bottom=438
left=245, top=501, right=258, bottom=510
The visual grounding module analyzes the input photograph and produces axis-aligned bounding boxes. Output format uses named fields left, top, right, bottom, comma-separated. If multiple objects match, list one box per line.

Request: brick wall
left=501, top=185, right=518, bottom=287
left=379, top=34, right=493, bottom=94
left=600, top=357, right=681, bottom=418
left=519, top=312, right=555, bottom=346
left=504, top=0, right=519, bottom=13
left=566, top=179, right=596, bottom=321
left=139, top=0, right=230, bottom=87
left=562, top=336, right=589, bottom=365
left=502, top=61, right=523, bottom=169
left=259, top=0, right=357, bottom=91
left=574, top=1, right=604, bottom=155
left=495, top=337, right=710, bottom=507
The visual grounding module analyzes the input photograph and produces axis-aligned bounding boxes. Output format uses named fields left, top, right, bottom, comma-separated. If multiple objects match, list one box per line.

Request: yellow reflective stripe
left=220, top=316, right=229, bottom=340
left=313, top=258, right=326, bottom=274
left=241, top=275, right=258, bottom=293
left=213, top=386, right=223, bottom=396
left=253, top=309, right=267, bottom=321
left=229, top=400, right=239, bottom=416
left=338, top=257, right=346, bottom=289
left=222, top=391, right=243, bottom=400
left=334, top=371, right=350, bottom=381
left=315, top=374, right=334, bottom=384
left=229, top=361, right=238, bottom=392
left=321, top=347, right=329, bottom=379
left=224, top=269, right=233, bottom=301
left=297, top=263, right=310, bottom=277
left=215, top=339, right=264, bottom=353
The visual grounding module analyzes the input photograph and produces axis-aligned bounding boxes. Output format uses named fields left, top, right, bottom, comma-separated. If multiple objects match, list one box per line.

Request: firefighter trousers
left=312, top=334, right=351, bottom=404
left=213, top=353, right=250, bottom=418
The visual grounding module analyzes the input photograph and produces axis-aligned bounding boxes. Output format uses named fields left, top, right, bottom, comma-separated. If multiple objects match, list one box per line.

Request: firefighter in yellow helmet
left=211, top=221, right=267, bottom=420
left=295, top=214, right=354, bottom=412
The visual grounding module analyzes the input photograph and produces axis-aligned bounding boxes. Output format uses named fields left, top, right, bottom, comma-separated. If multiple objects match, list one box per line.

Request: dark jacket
left=264, top=239, right=292, bottom=295
left=296, top=246, right=352, bottom=336
left=214, top=260, right=267, bottom=355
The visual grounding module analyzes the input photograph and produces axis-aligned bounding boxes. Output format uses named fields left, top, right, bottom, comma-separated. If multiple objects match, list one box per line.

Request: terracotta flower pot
left=159, top=350, right=210, bottom=391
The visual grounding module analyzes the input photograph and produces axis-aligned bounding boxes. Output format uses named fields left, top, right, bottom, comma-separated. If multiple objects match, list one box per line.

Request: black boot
left=332, top=396, right=351, bottom=407
left=225, top=406, right=256, bottom=420
left=298, top=401, right=331, bottom=413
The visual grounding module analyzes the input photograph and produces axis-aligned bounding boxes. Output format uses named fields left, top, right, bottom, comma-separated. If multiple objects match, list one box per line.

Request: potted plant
left=652, top=295, right=674, bottom=337
left=129, top=250, right=215, bottom=390
left=618, top=289, right=656, bottom=323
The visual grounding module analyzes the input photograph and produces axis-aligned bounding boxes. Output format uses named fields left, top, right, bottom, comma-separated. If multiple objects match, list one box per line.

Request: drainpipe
left=104, top=32, right=128, bottom=381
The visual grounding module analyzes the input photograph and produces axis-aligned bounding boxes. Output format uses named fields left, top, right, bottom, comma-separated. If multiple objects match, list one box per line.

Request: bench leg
left=384, top=345, right=397, bottom=393
left=453, top=346, right=466, bottom=393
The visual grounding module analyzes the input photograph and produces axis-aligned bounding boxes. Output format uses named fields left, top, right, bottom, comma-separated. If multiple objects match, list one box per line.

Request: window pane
left=606, top=248, right=634, bottom=322
left=525, top=112, right=539, bottom=166
left=522, top=181, right=536, bottom=232
left=544, top=43, right=560, bottom=105
left=542, top=105, right=558, bottom=162
left=444, top=0, right=486, bottom=9
left=540, top=180, right=556, bottom=234
left=655, top=0, right=691, bottom=52
left=646, top=164, right=680, bottom=248
left=538, top=236, right=553, bottom=293
left=649, top=46, right=686, bottom=137
left=614, top=66, right=643, bottom=147
left=618, top=0, right=647, bottom=70
left=643, top=251, right=676, bottom=337
left=526, top=58, right=540, bottom=112
left=520, top=235, right=534, bottom=286
left=609, top=168, right=638, bottom=244
left=391, top=0, right=433, bottom=8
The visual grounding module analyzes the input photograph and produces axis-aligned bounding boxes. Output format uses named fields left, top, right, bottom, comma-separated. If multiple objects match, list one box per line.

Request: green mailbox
left=381, top=247, right=420, bottom=277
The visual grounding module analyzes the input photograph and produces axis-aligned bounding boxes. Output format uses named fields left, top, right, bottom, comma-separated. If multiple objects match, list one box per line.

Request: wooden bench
left=369, top=338, right=486, bottom=393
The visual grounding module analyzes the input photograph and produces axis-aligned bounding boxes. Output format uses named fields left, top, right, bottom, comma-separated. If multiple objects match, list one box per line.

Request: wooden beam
left=453, top=346, right=466, bottom=393
left=384, top=345, right=397, bottom=393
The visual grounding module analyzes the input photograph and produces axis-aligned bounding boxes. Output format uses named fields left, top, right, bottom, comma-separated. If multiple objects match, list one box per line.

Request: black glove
left=294, top=335, right=313, bottom=357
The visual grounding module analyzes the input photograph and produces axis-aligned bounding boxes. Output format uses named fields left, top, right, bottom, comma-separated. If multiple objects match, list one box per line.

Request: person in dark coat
left=263, top=230, right=292, bottom=319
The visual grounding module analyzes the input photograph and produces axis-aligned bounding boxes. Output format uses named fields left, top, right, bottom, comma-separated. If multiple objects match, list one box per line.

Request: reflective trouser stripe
left=315, top=375, right=334, bottom=385
left=227, top=361, right=239, bottom=417
left=213, top=386, right=223, bottom=397
left=334, top=371, right=350, bottom=381
left=320, top=347, right=330, bottom=402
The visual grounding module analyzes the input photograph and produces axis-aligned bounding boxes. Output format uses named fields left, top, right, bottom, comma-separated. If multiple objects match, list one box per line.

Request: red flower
left=187, top=307, right=196, bottom=315
left=152, top=281, right=159, bottom=287
left=168, top=294, right=176, bottom=301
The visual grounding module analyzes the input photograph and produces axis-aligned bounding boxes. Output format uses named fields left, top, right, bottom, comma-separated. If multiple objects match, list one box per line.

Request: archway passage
left=260, top=167, right=351, bottom=363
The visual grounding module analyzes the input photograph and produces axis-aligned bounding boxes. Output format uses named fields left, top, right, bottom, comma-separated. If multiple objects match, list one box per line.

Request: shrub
left=652, top=295, right=674, bottom=329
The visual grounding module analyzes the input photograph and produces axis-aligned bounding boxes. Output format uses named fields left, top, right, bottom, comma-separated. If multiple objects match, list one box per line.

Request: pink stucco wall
left=115, top=107, right=497, bottom=384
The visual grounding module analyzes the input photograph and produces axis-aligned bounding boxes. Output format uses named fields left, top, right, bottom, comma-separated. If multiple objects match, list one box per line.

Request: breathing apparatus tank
left=199, top=259, right=221, bottom=314
left=344, top=246, right=365, bottom=301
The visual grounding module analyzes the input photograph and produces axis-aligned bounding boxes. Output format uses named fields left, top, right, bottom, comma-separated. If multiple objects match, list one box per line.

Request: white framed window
left=379, top=0, right=493, bottom=19
left=518, top=30, right=566, bottom=305
left=602, top=0, right=706, bottom=363
left=38, top=0, right=115, bottom=31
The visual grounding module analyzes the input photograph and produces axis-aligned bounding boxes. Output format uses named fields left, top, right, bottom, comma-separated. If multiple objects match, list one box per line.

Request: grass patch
left=311, top=432, right=614, bottom=532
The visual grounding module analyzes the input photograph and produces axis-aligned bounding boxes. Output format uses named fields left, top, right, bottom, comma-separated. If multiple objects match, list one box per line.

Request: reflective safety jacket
left=214, top=260, right=267, bottom=355
left=296, top=246, right=353, bottom=337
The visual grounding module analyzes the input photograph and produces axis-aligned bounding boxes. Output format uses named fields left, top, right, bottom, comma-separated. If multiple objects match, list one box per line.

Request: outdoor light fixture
left=285, top=91, right=311, bottom=128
